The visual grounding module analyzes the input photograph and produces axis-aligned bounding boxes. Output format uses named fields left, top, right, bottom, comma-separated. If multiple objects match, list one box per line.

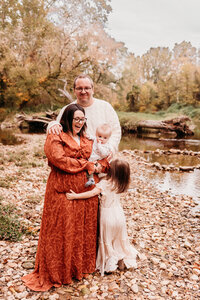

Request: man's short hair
left=73, top=74, right=94, bottom=89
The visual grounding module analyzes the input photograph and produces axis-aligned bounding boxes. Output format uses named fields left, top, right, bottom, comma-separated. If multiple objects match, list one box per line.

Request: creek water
left=120, top=131, right=200, bottom=211
left=1, top=125, right=200, bottom=210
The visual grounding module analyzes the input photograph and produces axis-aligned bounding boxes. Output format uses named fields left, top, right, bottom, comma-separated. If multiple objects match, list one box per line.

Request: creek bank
left=1, top=113, right=195, bottom=138
left=0, top=134, right=200, bottom=299
left=120, top=115, right=194, bottom=137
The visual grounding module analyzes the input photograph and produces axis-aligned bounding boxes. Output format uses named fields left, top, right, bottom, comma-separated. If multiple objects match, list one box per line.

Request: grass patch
left=117, top=105, right=199, bottom=132
left=155, top=103, right=200, bottom=120
left=0, top=179, right=11, bottom=189
left=34, top=147, right=46, bottom=159
left=117, top=104, right=200, bottom=123
left=16, top=161, right=44, bottom=168
left=117, top=110, right=182, bottom=123
left=0, top=175, right=22, bottom=189
left=4, top=151, right=28, bottom=164
left=2, top=150, right=44, bottom=167
left=0, top=197, right=26, bottom=241
left=117, top=111, right=170, bottom=132
left=25, top=195, right=41, bottom=206
left=0, top=129, right=24, bottom=145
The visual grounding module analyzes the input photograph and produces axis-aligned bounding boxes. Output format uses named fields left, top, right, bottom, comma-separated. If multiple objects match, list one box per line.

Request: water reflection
left=143, top=153, right=200, bottom=167
left=120, top=133, right=200, bottom=209
left=148, top=169, right=200, bottom=201
left=119, top=134, right=200, bottom=152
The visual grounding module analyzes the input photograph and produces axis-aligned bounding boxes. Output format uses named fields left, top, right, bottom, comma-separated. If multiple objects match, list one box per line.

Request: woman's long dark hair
left=106, top=159, right=130, bottom=193
left=60, top=103, right=87, bottom=137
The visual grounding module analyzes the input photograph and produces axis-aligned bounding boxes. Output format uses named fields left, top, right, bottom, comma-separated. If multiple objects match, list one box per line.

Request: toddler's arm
left=66, top=187, right=101, bottom=200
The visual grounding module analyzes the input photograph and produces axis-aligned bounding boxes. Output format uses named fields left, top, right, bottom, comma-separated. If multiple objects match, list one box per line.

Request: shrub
left=0, top=129, right=24, bottom=145
left=0, top=199, right=25, bottom=241
left=165, top=103, right=184, bottom=113
left=0, top=108, right=7, bottom=122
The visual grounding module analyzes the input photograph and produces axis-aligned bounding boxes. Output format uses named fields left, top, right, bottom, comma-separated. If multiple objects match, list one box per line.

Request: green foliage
left=163, top=103, right=200, bottom=120
left=187, top=107, right=200, bottom=119
left=126, top=85, right=140, bottom=111
left=165, top=103, right=185, bottom=113
left=0, top=198, right=25, bottom=241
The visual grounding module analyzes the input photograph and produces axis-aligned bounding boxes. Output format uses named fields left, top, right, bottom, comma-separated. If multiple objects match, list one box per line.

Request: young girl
left=66, top=159, right=138, bottom=276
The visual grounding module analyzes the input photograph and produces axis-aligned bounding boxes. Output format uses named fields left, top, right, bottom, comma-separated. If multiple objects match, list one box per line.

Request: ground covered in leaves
left=0, top=133, right=200, bottom=300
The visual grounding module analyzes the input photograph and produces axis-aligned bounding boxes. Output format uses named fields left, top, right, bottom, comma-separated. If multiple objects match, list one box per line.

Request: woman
left=22, top=104, right=109, bottom=291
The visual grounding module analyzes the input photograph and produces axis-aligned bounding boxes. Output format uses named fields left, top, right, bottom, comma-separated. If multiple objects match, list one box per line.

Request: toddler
left=67, top=159, right=139, bottom=275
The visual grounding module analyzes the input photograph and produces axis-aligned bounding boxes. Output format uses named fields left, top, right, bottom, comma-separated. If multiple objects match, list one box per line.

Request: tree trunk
left=137, top=116, right=193, bottom=137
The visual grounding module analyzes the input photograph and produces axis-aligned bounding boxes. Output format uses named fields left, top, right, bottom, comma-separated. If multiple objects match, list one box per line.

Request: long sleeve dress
left=96, top=179, right=138, bottom=276
left=22, top=132, right=108, bottom=291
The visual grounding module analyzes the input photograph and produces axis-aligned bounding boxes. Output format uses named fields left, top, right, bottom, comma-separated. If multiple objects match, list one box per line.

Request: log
left=16, top=112, right=58, bottom=133
left=137, top=120, right=168, bottom=130
left=18, top=119, right=49, bottom=132
left=45, top=111, right=58, bottom=120
left=136, top=116, right=194, bottom=137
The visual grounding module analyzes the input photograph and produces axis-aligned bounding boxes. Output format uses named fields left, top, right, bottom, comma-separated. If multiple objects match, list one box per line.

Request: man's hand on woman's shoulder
left=48, top=124, right=62, bottom=135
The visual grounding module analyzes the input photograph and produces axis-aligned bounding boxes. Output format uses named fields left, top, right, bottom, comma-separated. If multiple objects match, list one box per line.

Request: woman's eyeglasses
left=73, top=117, right=87, bottom=123
left=75, top=87, right=92, bottom=92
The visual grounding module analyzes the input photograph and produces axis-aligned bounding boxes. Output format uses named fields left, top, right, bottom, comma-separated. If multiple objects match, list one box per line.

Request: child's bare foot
left=118, top=259, right=125, bottom=271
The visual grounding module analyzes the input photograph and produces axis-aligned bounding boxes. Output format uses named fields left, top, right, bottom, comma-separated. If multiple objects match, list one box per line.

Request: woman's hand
left=66, top=189, right=78, bottom=200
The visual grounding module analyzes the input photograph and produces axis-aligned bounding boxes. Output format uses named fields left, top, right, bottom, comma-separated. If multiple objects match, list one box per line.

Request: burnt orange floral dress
left=22, top=132, right=108, bottom=291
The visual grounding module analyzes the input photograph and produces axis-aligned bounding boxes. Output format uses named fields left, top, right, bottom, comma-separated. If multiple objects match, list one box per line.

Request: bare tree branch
left=58, top=79, right=73, bottom=102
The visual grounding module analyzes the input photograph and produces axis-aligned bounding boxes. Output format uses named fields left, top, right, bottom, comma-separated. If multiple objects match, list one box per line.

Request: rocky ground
left=0, top=133, right=200, bottom=300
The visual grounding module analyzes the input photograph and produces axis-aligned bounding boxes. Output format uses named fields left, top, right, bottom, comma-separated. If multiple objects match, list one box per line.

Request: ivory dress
left=22, top=132, right=108, bottom=291
left=96, top=179, right=138, bottom=275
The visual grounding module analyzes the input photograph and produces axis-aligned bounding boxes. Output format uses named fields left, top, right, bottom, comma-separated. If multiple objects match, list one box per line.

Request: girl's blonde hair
left=106, top=159, right=130, bottom=193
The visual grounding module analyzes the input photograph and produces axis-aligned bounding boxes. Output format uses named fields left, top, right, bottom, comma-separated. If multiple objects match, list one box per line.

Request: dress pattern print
left=22, top=133, right=108, bottom=291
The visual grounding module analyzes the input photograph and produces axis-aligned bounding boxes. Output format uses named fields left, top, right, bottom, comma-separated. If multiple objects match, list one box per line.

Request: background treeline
left=120, top=43, right=200, bottom=115
left=0, top=0, right=200, bottom=116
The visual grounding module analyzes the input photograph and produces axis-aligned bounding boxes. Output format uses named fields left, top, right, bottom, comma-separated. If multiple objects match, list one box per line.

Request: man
left=47, top=74, right=121, bottom=155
